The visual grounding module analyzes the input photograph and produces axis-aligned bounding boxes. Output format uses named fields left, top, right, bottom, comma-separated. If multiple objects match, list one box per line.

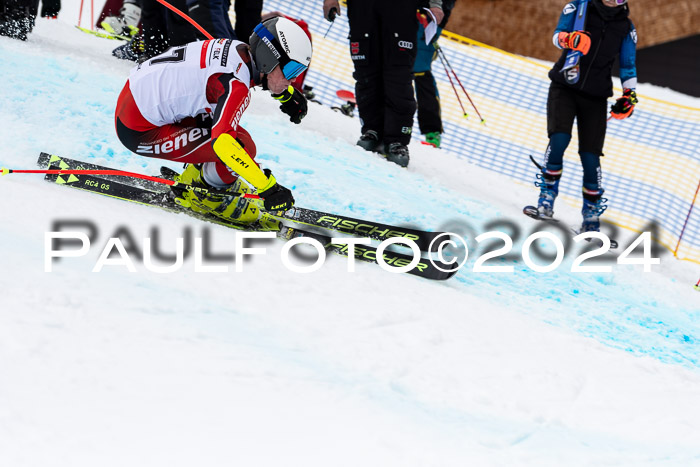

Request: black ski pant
left=141, top=0, right=197, bottom=58
left=234, top=0, right=262, bottom=42
left=547, top=81, right=608, bottom=155
left=40, top=0, right=59, bottom=17
left=186, top=0, right=235, bottom=40
left=546, top=81, right=609, bottom=193
left=414, top=71, right=442, bottom=134
left=347, top=0, right=419, bottom=146
left=413, top=23, right=443, bottom=135
left=0, top=0, right=38, bottom=40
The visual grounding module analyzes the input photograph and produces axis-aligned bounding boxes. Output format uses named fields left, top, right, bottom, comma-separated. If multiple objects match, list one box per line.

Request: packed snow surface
left=1, top=9, right=699, bottom=467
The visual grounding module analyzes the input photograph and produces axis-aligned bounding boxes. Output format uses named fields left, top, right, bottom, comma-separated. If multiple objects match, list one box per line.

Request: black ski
left=38, top=153, right=449, bottom=251
left=281, top=207, right=448, bottom=252
left=38, top=153, right=457, bottom=280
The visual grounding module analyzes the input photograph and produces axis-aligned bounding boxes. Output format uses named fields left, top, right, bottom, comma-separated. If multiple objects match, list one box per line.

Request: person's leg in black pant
left=347, top=0, right=384, bottom=149
left=141, top=0, right=169, bottom=57
left=377, top=0, right=418, bottom=148
left=234, top=0, right=262, bottom=42
left=164, top=0, right=196, bottom=45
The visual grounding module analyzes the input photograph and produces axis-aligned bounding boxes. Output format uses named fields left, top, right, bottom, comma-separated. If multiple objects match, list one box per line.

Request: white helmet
left=249, top=17, right=312, bottom=79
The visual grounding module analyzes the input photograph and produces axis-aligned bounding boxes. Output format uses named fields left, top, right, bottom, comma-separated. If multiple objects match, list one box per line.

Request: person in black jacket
left=323, top=0, right=444, bottom=167
left=527, top=0, right=638, bottom=234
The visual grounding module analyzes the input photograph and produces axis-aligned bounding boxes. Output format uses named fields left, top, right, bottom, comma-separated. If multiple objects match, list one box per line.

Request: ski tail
left=561, top=0, right=589, bottom=83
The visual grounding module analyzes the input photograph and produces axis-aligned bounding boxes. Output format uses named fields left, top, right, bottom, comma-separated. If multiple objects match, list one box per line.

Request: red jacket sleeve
left=207, top=73, right=252, bottom=142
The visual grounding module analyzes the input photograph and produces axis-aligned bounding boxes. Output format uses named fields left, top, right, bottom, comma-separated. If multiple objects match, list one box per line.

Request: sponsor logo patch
left=278, top=30, right=291, bottom=54
left=231, top=91, right=252, bottom=130
left=137, top=128, right=210, bottom=155
left=221, top=40, right=231, bottom=67
left=262, top=37, right=281, bottom=59
left=563, top=3, right=576, bottom=14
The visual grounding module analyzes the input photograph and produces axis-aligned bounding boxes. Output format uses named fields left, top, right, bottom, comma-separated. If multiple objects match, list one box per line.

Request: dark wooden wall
left=445, top=0, right=700, bottom=60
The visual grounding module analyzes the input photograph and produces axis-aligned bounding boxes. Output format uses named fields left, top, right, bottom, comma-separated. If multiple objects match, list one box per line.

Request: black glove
left=327, top=7, right=338, bottom=21
left=258, top=169, right=295, bottom=211
left=272, top=86, right=308, bottom=124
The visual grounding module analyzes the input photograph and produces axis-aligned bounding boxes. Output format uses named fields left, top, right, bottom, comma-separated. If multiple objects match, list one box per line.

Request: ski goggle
left=253, top=23, right=308, bottom=80
left=281, top=61, right=307, bottom=80
left=610, top=0, right=627, bottom=4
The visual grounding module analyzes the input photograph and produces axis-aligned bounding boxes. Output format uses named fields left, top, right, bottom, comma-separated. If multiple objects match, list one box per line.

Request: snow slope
left=0, top=15, right=699, bottom=467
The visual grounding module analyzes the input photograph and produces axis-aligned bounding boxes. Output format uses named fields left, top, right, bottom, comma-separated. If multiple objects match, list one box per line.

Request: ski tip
left=335, top=89, right=356, bottom=104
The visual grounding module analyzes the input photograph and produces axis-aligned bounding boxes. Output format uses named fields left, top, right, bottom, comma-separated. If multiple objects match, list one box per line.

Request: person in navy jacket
left=529, top=0, right=638, bottom=234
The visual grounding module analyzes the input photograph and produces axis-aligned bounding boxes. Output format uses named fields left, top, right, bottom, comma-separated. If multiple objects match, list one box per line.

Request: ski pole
left=436, top=48, right=468, bottom=118
left=437, top=45, right=486, bottom=125
left=0, top=167, right=261, bottom=200
left=674, top=177, right=700, bottom=257
left=78, top=0, right=84, bottom=28
left=323, top=8, right=339, bottom=38
left=156, top=0, right=214, bottom=40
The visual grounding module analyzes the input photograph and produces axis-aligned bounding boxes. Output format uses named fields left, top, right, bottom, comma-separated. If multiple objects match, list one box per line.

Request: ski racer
left=528, top=0, right=637, bottom=233
left=114, top=17, right=312, bottom=229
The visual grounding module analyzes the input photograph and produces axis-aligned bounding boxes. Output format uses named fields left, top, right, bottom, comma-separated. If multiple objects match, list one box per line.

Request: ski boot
left=171, top=164, right=280, bottom=231
left=523, top=172, right=560, bottom=220
left=101, top=2, right=141, bottom=37
left=580, top=192, right=608, bottom=233
left=302, top=85, right=316, bottom=101
left=579, top=192, right=618, bottom=248
left=356, top=130, right=382, bottom=153
left=424, top=131, right=441, bottom=148
left=332, top=100, right=355, bottom=117
left=383, top=142, right=410, bottom=168
left=112, top=34, right=144, bottom=62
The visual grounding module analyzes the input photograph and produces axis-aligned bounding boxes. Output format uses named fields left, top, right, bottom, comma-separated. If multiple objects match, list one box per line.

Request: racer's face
left=266, top=65, right=292, bottom=94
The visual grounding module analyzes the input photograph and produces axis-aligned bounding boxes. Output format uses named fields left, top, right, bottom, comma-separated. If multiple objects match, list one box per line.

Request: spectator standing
left=413, top=0, right=455, bottom=148
left=323, top=0, right=444, bottom=167
left=525, top=0, right=638, bottom=235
